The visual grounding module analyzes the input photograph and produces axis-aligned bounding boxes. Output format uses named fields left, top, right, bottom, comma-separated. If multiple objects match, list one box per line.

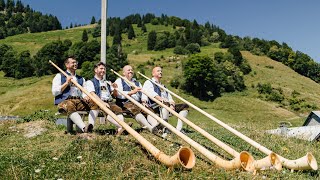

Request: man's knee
left=110, top=104, right=123, bottom=115
left=58, top=100, right=76, bottom=115
left=124, top=103, right=141, bottom=116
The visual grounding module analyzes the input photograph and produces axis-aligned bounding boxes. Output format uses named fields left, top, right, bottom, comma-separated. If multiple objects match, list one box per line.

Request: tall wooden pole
left=101, top=0, right=107, bottom=79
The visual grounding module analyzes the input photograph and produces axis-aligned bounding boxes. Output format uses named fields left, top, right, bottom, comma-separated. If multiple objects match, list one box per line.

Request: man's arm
left=52, top=73, right=73, bottom=96
left=110, top=81, right=118, bottom=98
left=114, top=78, right=126, bottom=99
left=141, top=80, right=164, bottom=104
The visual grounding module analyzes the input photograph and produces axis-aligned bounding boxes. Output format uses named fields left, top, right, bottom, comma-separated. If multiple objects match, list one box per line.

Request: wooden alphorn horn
left=49, top=60, right=195, bottom=169
left=112, top=69, right=259, bottom=171
left=137, top=72, right=318, bottom=171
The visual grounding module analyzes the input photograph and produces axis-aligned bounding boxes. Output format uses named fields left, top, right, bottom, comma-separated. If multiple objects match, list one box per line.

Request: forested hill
left=0, top=12, right=320, bottom=113
left=0, top=12, right=319, bottom=83
left=1, top=10, right=320, bottom=179
left=0, top=0, right=62, bottom=39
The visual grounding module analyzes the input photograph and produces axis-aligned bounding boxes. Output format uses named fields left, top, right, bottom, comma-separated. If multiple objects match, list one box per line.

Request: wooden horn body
left=49, top=60, right=195, bottom=169
left=137, top=72, right=317, bottom=171
left=112, top=70, right=255, bottom=171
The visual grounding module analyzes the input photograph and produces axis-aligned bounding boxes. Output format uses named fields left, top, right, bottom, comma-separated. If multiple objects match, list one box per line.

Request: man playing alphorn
left=52, top=57, right=97, bottom=133
left=83, top=62, right=128, bottom=135
left=114, top=65, right=159, bottom=133
left=141, top=66, right=189, bottom=138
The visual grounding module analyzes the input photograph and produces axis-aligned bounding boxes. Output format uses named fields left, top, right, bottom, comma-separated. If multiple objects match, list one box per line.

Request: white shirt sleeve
left=85, top=80, right=95, bottom=93
left=52, top=73, right=62, bottom=96
left=82, top=80, right=90, bottom=98
left=114, top=78, right=127, bottom=99
left=141, top=80, right=159, bottom=101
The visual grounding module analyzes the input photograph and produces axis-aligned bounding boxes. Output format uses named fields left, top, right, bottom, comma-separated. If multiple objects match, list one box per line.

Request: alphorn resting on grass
left=49, top=60, right=196, bottom=169
left=137, top=71, right=318, bottom=171
left=112, top=69, right=280, bottom=172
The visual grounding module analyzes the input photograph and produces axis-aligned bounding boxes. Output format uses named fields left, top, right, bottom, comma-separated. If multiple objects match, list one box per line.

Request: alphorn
left=112, top=69, right=262, bottom=172
left=133, top=73, right=281, bottom=172
left=49, top=60, right=196, bottom=169
left=137, top=72, right=318, bottom=171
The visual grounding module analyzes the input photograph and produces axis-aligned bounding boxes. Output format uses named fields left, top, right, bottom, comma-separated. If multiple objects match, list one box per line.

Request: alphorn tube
left=137, top=72, right=318, bottom=171
left=112, top=70, right=257, bottom=171
left=49, top=60, right=196, bottom=169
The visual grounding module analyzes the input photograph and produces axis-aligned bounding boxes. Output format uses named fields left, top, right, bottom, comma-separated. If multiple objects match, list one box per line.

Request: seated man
left=83, top=62, right=128, bottom=135
left=114, top=65, right=159, bottom=133
left=52, top=56, right=97, bottom=133
left=142, top=66, right=189, bottom=138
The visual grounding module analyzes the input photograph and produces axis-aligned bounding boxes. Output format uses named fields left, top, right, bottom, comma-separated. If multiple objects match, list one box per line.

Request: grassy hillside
left=0, top=25, right=319, bottom=179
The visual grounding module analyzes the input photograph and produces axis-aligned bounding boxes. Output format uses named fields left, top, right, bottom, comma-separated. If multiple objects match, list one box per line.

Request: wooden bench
left=56, top=110, right=133, bottom=133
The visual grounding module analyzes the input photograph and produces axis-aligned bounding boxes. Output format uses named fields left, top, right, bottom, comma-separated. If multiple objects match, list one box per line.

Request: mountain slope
left=0, top=25, right=319, bottom=179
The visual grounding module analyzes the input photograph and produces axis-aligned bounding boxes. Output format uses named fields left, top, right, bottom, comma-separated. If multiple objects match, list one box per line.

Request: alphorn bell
left=137, top=72, right=318, bottom=171
left=49, top=60, right=196, bottom=169
left=112, top=69, right=260, bottom=172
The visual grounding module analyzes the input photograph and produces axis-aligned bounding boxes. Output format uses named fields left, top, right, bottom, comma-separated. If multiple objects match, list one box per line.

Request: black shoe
left=85, top=124, right=94, bottom=133
left=151, top=126, right=158, bottom=134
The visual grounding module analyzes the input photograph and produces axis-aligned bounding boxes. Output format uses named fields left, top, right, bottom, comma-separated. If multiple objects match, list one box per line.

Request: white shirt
left=141, top=77, right=173, bottom=103
left=83, top=76, right=113, bottom=101
left=114, top=77, right=142, bottom=102
left=51, top=71, right=85, bottom=97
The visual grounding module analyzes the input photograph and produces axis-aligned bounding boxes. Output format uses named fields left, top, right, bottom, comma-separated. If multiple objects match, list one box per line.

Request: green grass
left=0, top=25, right=96, bottom=56
left=0, top=24, right=319, bottom=179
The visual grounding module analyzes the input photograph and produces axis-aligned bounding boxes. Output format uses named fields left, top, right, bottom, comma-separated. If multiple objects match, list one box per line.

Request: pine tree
left=90, top=16, right=96, bottom=24
left=147, top=30, right=157, bottom=50
left=112, top=25, right=122, bottom=45
left=127, top=24, right=135, bottom=39
left=82, top=30, right=88, bottom=42
left=141, top=23, right=147, bottom=33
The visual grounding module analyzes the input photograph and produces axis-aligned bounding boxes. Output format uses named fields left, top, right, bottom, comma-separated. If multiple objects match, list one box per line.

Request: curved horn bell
left=112, top=70, right=258, bottom=171
left=137, top=72, right=317, bottom=171
left=49, top=60, right=195, bottom=169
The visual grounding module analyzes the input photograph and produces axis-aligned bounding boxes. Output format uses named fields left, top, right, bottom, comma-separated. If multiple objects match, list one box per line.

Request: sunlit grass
left=0, top=24, right=319, bottom=179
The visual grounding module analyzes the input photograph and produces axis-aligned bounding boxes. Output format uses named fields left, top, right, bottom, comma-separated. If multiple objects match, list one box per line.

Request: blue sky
left=20, top=0, right=320, bottom=62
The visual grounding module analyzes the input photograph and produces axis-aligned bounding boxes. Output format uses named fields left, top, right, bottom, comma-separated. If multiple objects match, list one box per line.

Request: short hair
left=94, top=62, right=106, bottom=69
left=64, top=56, right=76, bottom=64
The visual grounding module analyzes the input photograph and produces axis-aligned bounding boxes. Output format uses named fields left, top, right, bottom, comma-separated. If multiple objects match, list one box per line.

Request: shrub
left=267, top=90, right=284, bottom=102
left=185, top=43, right=201, bottom=54
left=257, top=83, right=272, bottom=94
left=182, top=55, right=246, bottom=100
left=173, top=46, right=188, bottom=55
left=170, top=76, right=182, bottom=89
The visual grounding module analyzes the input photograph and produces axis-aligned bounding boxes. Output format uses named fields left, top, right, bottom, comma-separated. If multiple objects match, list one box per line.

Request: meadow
left=0, top=24, right=319, bottom=179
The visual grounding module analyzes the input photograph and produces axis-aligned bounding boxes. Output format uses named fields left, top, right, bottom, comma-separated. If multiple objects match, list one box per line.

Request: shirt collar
left=94, top=75, right=104, bottom=82
left=152, top=77, right=160, bottom=84
left=66, top=70, right=76, bottom=76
